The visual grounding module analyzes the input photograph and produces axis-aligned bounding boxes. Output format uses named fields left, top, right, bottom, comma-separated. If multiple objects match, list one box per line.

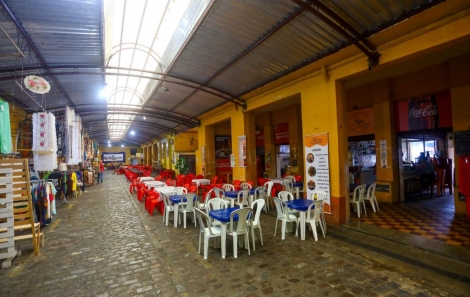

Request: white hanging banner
left=304, top=133, right=331, bottom=214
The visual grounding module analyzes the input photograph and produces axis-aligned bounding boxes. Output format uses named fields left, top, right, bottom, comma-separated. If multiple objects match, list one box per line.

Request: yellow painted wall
left=175, top=132, right=198, bottom=152
left=8, top=104, right=27, bottom=153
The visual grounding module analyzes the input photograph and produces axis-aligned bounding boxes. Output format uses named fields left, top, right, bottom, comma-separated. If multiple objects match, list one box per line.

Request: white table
left=138, top=177, right=155, bottom=182
left=144, top=180, right=167, bottom=187
left=192, top=179, right=210, bottom=187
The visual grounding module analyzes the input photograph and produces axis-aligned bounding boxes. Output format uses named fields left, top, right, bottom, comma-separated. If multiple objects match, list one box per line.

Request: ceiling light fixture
left=121, top=144, right=124, bottom=148
left=108, top=144, right=111, bottom=147
left=143, top=116, right=146, bottom=120
left=131, top=131, right=135, bottom=135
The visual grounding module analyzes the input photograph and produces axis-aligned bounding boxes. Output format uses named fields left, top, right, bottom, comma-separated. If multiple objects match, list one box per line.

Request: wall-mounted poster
left=201, top=145, right=205, bottom=163
left=230, top=154, right=235, bottom=167
left=238, top=135, right=246, bottom=167
left=101, top=152, right=125, bottom=163
left=304, top=133, right=331, bottom=214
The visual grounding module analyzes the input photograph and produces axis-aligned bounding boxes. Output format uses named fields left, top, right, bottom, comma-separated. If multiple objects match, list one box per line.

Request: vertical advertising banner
left=238, top=135, right=247, bottom=167
left=304, top=133, right=331, bottom=214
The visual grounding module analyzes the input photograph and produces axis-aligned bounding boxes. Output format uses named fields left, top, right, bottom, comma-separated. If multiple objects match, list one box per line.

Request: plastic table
left=286, top=199, right=314, bottom=240
left=209, top=206, right=240, bottom=259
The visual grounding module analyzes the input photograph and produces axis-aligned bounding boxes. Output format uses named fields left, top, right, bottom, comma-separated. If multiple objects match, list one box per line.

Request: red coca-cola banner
left=275, top=123, right=289, bottom=144
left=216, top=158, right=231, bottom=174
left=395, top=90, right=452, bottom=132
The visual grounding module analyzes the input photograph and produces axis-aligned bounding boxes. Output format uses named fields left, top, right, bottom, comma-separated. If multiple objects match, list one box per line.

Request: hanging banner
left=238, top=135, right=247, bottom=167
left=274, top=123, right=289, bottom=144
left=304, top=133, right=331, bottom=214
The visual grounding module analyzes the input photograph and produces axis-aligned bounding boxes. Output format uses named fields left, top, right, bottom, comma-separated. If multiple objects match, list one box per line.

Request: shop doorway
left=397, top=129, right=453, bottom=203
left=178, top=154, right=196, bottom=175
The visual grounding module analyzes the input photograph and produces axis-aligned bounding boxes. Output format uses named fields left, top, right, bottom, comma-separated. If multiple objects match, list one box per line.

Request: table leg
left=221, top=223, right=227, bottom=259
left=295, top=187, right=300, bottom=199
left=300, top=211, right=306, bottom=240
left=230, top=199, right=234, bottom=208
left=174, top=204, right=179, bottom=228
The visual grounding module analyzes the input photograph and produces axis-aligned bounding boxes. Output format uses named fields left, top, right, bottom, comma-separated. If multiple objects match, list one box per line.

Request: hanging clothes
left=0, top=100, right=12, bottom=154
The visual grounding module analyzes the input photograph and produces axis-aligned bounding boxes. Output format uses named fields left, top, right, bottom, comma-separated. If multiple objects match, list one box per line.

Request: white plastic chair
left=179, top=193, right=197, bottom=228
left=195, top=208, right=221, bottom=260
left=283, top=179, right=294, bottom=196
left=301, top=200, right=325, bottom=241
left=162, top=193, right=180, bottom=226
left=199, top=188, right=214, bottom=209
left=235, top=189, right=250, bottom=208
left=350, top=184, right=367, bottom=218
left=263, top=181, right=274, bottom=212
left=250, top=199, right=265, bottom=251
left=253, top=186, right=267, bottom=212
left=206, top=198, right=228, bottom=227
left=273, top=198, right=298, bottom=240
left=278, top=191, right=297, bottom=215
left=239, top=182, right=252, bottom=190
left=310, top=190, right=327, bottom=232
left=227, top=207, right=252, bottom=258
left=222, top=184, right=235, bottom=192
left=363, top=182, right=379, bottom=212
left=175, top=186, right=187, bottom=195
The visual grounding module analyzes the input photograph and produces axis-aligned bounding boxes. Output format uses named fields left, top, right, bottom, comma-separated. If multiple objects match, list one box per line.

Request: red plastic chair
left=188, top=185, right=197, bottom=193
left=137, top=188, right=145, bottom=202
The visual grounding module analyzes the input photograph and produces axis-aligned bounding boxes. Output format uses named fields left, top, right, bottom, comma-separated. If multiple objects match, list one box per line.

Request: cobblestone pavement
left=1, top=171, right=469, bottom=297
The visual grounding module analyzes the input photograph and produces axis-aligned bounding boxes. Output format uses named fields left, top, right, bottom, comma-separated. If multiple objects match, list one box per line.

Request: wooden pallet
left=0, top=168, right=19, bottom=268
left=0, top=159, right=42, bottom=261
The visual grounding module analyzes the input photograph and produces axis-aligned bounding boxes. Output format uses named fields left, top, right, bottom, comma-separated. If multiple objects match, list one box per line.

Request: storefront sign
left=395, top=90, right=452, bottom=132
left=238, top=135, right=246, bottom=167
left=347, top=107, right=374, bottom=137
left=304, top=133, right=331, bottom=214
left=275, top=123, right=289, bottom=144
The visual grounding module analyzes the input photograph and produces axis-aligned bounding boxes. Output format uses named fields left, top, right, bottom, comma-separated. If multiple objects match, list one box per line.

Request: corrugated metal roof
left=0, top=0, right=456, bottom=145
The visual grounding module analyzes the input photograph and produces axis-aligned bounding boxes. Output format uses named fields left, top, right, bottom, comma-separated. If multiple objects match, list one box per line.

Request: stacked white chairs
left=239, top=182, right=252, bottom=190
left=350, top=184, right=367, bottom=218
left=195, top=208, right=221, bottom=260
left=227, top=208, right=253, bottom=258
left=250, top=199, right=265, bottom=251
left=363, top=182, right=379, bottom=212
left=222, top=184, right=235, bottom=192
left=263, top=181, right=274, bottom=212
left=273, top=197, right=298, bottom=240
left=162, top=193, right=180, bottom=226
left=179, top=193, right=197, bottom=228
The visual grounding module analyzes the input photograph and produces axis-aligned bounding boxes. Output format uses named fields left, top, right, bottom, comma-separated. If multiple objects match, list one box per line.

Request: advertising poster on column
left=304, top=133, right=331, bottom=214
left=238, top=135, right=247, bottom=167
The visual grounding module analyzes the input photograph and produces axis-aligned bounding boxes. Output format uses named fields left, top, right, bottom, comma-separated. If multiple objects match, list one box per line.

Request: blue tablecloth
left=169, top=195, right=196, bottom=204
left=224, top=189, right=255, bottom=198
left=293, top=182, right=303, bottom=188
left=209, top=206, right=240, bottom=223
left=286, top=199, right=314, bottom=211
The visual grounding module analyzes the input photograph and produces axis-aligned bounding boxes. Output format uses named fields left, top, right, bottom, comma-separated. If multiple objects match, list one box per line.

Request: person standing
left=98, top=160, right=105, bottom=184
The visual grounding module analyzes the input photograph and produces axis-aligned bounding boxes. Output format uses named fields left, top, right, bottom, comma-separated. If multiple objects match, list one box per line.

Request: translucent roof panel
left=103, top=0, right=198, bottom=141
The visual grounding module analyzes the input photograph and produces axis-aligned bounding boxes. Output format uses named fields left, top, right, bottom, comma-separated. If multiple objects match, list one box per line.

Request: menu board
left=454, top=130, right=470, bottom=157
left=304, top=133, right=331, bottom=214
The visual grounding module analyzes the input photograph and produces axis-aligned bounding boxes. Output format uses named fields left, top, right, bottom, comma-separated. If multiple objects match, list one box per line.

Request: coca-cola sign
left=395, top=91, right=452, bottom=132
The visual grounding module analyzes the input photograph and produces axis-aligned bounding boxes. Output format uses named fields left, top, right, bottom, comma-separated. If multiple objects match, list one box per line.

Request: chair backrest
left=278, top=190, right=294, bottom=202
left=207, top=198, right=228, bottom=213
left=310, top=190, right=327, bottom=201
left=211, top=176, right=218, bottom=185
left=230, top=208, right=252, bottom=233
left=352, top=184, right=366, bottom=202
left=222, top=184, right=235, bottom=192
left=273, top=197, right=288, bottom=218
left=307, top=200, right=323, bottom=222
left=175, top=187, right=187, bottom=195
left=183, top=193, right=197, bottom=210
left=188, top=185, right=198, bottom=193
left=264, top=181, right=274, bottom=197
left=195, top=208, right=216, bottom=235
left=212, top=187, right=225, bottom=198
left=251, top=199, right=265, bottom=223
left=237, top=189, right=250, bottom=205
left=284, top=175, right=296, bottom=184
left=283, top=179, right=294, bottom=193
left=239, top=182, right=252, bottom=190
left=365, top=183, right=376, bottom=199
left=162, top=193, right=171, bottom=208
left=254, top=186, right=266, bottom=201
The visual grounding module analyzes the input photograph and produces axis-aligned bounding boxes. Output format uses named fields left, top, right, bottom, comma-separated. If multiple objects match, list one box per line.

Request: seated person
left=415, top=155, right=437, bottom=191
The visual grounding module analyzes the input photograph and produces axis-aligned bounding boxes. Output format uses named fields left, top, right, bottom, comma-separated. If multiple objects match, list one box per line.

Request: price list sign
left=304, top=133, right=331, bottom=214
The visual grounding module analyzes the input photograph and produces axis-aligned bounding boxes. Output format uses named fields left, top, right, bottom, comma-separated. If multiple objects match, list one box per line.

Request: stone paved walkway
left=1, top=171, right=469, bottom=296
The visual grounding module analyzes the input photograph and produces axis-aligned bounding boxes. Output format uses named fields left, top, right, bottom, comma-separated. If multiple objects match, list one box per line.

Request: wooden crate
left=0, top=168, right=18, bottom=268
left=0, top=160, right=42, bottom=257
